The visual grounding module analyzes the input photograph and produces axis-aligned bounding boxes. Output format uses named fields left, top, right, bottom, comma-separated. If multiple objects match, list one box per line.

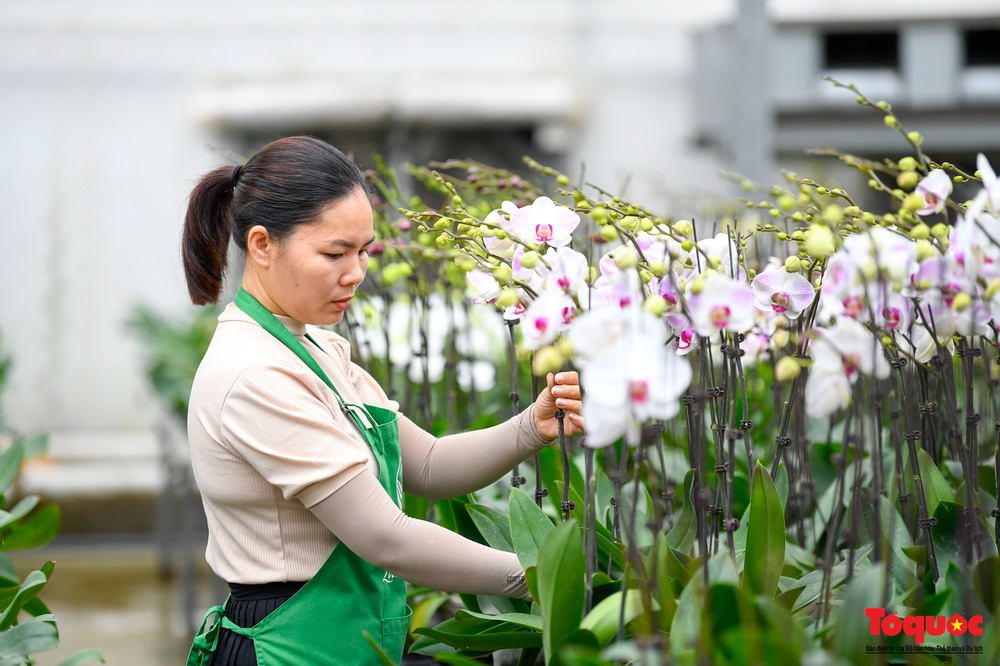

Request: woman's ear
left=245, top=225, right=274, bottom=268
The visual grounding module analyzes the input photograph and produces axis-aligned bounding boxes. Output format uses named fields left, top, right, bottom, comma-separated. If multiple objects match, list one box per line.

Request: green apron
left=186, top=287, right=411, bottom=666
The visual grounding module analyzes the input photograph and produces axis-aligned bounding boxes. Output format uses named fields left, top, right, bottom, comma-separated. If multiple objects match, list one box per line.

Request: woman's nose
left=342, top=256, right=366, bottom=285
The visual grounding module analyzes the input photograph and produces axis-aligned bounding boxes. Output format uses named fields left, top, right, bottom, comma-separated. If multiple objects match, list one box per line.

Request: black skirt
left=209, top=581, right=307, bottom=666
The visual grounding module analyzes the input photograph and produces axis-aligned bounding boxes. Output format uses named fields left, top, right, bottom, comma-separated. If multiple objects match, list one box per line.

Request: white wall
left=3, top=0, right=996, bottom=438
left=0, top=0, right=733, bottom=436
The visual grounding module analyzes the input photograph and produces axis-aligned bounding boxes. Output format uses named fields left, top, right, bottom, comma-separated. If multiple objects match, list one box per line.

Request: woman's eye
left=360, top=248, right=370, bottom=256
left=326, top=253, right=343, bottom=260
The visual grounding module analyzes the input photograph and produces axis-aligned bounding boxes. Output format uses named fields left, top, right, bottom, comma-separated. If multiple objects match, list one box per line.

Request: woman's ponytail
left=181, top=166, right=236, bottom=305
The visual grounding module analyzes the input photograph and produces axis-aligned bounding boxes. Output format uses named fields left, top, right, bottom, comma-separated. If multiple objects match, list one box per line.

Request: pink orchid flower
left=520, top=287, right=578, bottom=350
left=751, top=267, right=815, bottom=319
left=509, top=196, right=580, bottom=247
left=915, top=169, right=952, bottom=216
left=466, top=267, right=501, bottom=305
left=687, top=274, right=756, bottom=336
left=537, top=246, right=589, bottom=297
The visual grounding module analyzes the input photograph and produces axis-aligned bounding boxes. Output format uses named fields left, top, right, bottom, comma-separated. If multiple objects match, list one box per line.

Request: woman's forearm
left=399, top=404, right=552, bottom=499
left=310, top=472, right=529, bottom=597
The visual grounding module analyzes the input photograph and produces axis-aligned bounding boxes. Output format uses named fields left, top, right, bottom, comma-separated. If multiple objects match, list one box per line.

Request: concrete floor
left=9, top=537, right=216, bottom=666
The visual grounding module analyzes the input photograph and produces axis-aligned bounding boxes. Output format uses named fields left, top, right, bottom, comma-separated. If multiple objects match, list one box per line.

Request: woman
left=181, top=136, right=584, bottom=666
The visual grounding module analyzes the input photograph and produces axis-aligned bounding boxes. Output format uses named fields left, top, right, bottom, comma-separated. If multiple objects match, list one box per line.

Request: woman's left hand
left=533, top=372, right=584, bottom=441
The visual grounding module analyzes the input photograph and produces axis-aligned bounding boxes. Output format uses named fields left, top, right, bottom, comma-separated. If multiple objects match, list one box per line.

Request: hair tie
left=230, top=164, right=243, bottom=189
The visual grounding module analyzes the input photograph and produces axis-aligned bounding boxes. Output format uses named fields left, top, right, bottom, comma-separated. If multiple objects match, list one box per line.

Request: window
left=964, top=28, right=1000, bottom=67
left=823, top=31, right=900, bottom=70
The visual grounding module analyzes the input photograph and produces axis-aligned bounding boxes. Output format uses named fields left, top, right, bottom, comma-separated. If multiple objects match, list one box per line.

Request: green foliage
left=126, top=304, right=219, bottom=419
left=0, top=335, right=11, bottom=433
left=0, top=436, right=102, bottom=665
left=536, top=521, right=585, bottom=663
left=742, top=463, right=785, bottom=598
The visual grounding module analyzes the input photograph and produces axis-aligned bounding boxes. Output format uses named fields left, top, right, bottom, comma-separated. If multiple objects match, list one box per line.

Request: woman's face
left=265, top=189, right=374, bottom=326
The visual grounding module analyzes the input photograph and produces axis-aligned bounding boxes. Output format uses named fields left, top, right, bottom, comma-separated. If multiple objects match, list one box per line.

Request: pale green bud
left=613, top=246, right=639, bottom=270
left=531, top=345, right=564, bottom=376
left=897, top=171, right=919, bottom=191
left=803, top=223, right=836, bottom=258
left=620, top=215, right=640, bottom=231
left=519, top=251, right=541, bottom=269
left=497, top=289, right=519, bottom=309
left=952, top=292, right=971, bottom=312
left=784, top=256, right=802, bottom=272
left=917, top=240, right=938, bottom=261
left=643, top=294, right=667, bottom=316
left=672, top=220, right=693, bottom=237
left=492, top=264, right=513, bottom=283
left=909, top=223, right=930, bottom=240
left=775, top=356, right=801, bottom=382
left=902, top=192, right=924, bottom=213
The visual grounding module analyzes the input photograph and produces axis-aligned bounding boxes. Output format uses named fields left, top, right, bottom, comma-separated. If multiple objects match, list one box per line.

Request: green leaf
left=0, top=615, right=58, bottom=660
left=915, top=448, right=951, bottom=518
left=579, top=590, right=643, bottom=646
left=0, top=496, right=39, bottom=532
left=509, top=488, right=554, bottom=570
left=413, top=625, right=543, bottom=651
left=409, top=594, right=450, bottom=641
left=0, top=566, right=52, bottom=630
left=930, top=500, right=961, bottom=575
left=669, top=552, right=738, bottom=659
left=20, top=434, right=48, bottom=461
left=785, top=542, right=874, bottom=613
left=466, top=504, right=514, bottom=552
left=552, top=629, right=600, bottom=665
left=974, top=556, right=1000, bottom=614
left=362, top=630, right=401, bottom=666
left=0, top=440, right=24, bottom=497
left=831, top=564, right=886, bottom=662
left=55, top=649, right=106, bottom=666
left=742, top=462, right=785, bottom=598
left=536, top=521, right=585, bottom=664
left=0, top=504, right=60, bottom=551
left=455, top=610, right=543, bottom=632
left=432, top=654, right=493, bottom=666
left=665, top=470, right=696, bottom=554
left=774, top=461, right=789, bottom=511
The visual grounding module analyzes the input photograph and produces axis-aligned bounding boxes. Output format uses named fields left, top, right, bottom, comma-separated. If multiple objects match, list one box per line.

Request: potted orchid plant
left=339, top=79, right=1000, bottom=665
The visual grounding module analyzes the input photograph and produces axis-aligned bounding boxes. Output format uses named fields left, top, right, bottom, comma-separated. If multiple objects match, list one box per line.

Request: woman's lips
left=332, top=297, right=352, bottom=311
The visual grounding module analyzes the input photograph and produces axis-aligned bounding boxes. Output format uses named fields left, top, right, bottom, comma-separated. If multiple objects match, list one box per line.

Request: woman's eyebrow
left=325, top=236, right=376, bottom=248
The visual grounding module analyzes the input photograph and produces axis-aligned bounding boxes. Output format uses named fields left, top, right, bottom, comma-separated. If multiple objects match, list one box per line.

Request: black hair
left=181, top=136, right=368, bottom=305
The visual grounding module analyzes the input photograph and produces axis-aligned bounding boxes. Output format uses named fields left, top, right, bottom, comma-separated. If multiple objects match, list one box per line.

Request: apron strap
left=234, top=287, right=380, bottom=443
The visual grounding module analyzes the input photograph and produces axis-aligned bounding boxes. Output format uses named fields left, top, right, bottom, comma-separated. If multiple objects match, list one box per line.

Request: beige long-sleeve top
left=188, top=303, right=550, bottom=596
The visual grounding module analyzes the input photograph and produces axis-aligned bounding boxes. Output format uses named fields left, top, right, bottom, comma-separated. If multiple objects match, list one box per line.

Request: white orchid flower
left=466, top=267, right=501, bottom=305
left=577, top=307, right=693, bottom=447
left=483, top=201, right=519, bottom=260
left=805, top=318, right=889, bottom=417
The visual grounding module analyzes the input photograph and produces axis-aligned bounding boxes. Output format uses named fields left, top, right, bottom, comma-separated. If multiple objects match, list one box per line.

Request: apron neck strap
left=234, top=287, right=377, bottom=432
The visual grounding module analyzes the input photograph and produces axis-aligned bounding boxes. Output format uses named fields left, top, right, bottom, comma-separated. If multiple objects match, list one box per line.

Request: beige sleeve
left=220, top=360, right=371, bottom=508
left=310, top=471, right=530, bottom=598
left=399, top=404, right=553, bottom=500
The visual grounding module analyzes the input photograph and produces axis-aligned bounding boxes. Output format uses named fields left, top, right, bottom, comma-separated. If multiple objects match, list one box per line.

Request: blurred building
left=0, top=0, right=998, bottom=506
